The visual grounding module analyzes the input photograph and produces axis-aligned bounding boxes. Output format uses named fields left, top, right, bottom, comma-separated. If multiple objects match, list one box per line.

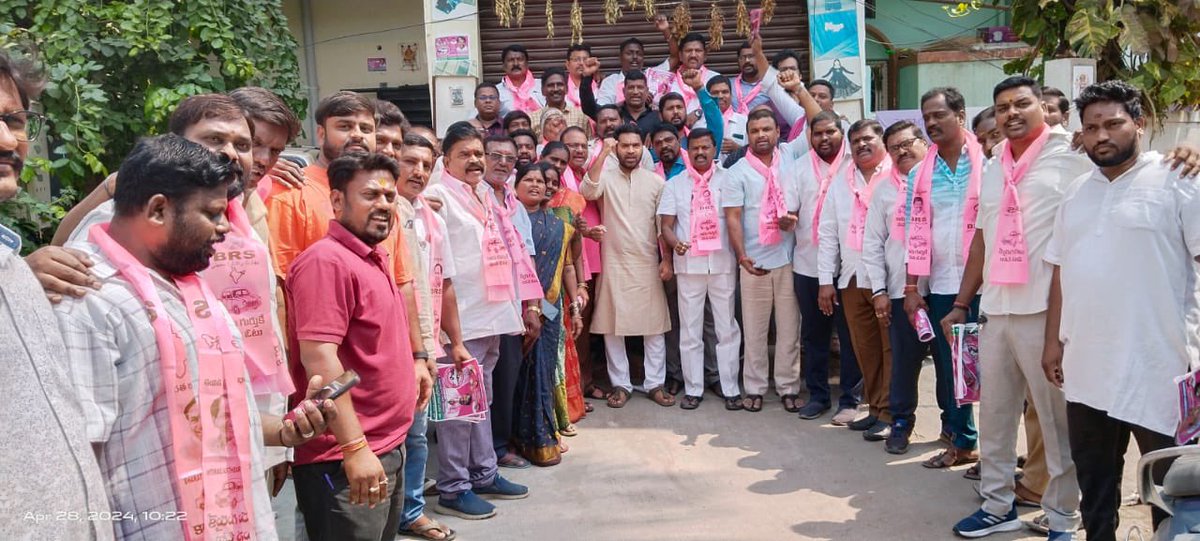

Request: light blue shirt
left=905, top=148, right=972, bottom=294
left=722, top=155, right=796, bottom=270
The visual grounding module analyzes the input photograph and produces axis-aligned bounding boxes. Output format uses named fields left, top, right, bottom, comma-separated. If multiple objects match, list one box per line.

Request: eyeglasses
left=476, top=95, right=499, bottom=102
left=887, top=137, right=925, bottom=154
left=486, top=152, right=516, bottom=164
left=564, top=143, right=588, bottom=151
left=1, top=110, right=46, bottom=142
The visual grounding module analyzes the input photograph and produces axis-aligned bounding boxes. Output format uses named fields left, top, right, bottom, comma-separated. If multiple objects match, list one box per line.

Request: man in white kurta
left=1043, top=81, right=1200, bottom=541
left=658, top=128, right=742, bottom=409
left=581, top=126, right=671, bottom=408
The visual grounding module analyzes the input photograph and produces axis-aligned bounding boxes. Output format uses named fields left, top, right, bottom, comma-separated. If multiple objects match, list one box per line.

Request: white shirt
left=1045, top=152, right=1200, bottom=436
left=818, top=161, right=890, bottom=290
left=862, top=176, right=927, bottom=299
left=787, top=146, right=852, bottom=278
left=55, top=240, right=276, bottom=541
left=722, top=147, right=799, bottom=271
left=654, top=60, right=718, bottom=114
left=425, top=176, right=525, bottom=341
left=496, top=76, right=546, bottom=117
left=597, top=71, right=625, bottom=105
left=695, top=109, right=748, bottom=162
left=659, top=165, right=737, bottom=274
left=978, top=127, right=1093, bottom=315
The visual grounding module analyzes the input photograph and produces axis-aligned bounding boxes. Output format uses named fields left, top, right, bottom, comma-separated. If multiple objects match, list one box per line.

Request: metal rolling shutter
left=478, top=1, right=810, bottom=85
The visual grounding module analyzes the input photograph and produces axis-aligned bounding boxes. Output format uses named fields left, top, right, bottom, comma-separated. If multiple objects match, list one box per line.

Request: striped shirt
left=54, top=239, right=276, bottom=541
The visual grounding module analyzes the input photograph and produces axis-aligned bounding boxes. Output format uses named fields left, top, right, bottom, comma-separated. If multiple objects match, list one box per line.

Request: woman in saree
left=511, top=162, right=583, bottom=467
left=542, top=165, right=589, bottom=428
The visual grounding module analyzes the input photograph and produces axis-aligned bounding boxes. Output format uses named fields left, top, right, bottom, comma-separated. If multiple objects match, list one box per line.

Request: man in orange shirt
left=265, top=90, right=426, bottom=391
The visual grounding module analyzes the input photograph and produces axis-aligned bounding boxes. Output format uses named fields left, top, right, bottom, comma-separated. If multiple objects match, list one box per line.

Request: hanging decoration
left=516, top=0, right=526, bottom=26
left=760, top=0, right=775, bottom=24
left=671, top=0, right=692, bottom=43
left=546, top=0, right=555, bottom=39
left=570, top=0, right=584, bottom=44
left=942, top=1, right=983, bottom=18
left=604, top=0, right=622, bottom=24
left=643, top=0, right=656, bottom=20
left=495, top=0, right=513, bottom=27
left=735, top=0, right=750, bottom=37
left=707, top=1, right=725, bottom=51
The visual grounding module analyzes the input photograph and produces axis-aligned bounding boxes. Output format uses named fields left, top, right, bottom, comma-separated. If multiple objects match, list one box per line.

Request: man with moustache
left=288, top=152, right=430, bottom=541
left=424, top=122, right=534, bottom=520
left=807, top=79, right=852, bottom=133
left=945, top=76, right=1092, bottom=540
left=0, top=47, right=113, bottom=541
left=1040, top=87, right=1070, bottom=128
left=582, top=123, right=672, bottom=409
left=817, top=119, right=894, bottom=441
left=596, top=38, right=645, bottom=106
left=731, top=40, right=772, bottom=113
left=766, top=49, right=824, bottom=143
left=1043, top=80, right=1200, bottom=541
left=788, top=111, right=862, bottom=425
left=594, top=104, right=623, bottom=140
left=57, top=135, right=337, bottom=540
left=580, top=61, right=658, bottom=136
left=651, top=124, right=688, bottom=183
left=496, top=45, right=544, bottom=116
left=563, top=44, right=598, bottom=111
left=657, top=31, right=719, bottom=120
left=468, top=83, right=505, bottom=138
left=658, top=127, right=743, bottom=410
left=725, top=109, right=802, bottom=413
left=510, top=129, right=539, bottom=168
left=693, top=75, right=748, bottom=162
left=901, top=88, right=985, bottom=470
left=861, top=120, right=930, bottom=454
left=658, top=92, right=691, bottom=148
left=529, top=68, right=590, bottom=140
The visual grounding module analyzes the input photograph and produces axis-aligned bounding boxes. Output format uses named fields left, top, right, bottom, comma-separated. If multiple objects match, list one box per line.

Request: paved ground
left=276, top=360, right=1153, bottom=540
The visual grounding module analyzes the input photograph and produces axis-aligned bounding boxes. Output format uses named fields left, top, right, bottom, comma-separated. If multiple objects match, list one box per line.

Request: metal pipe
left=301, top=0, right=320, bottom=145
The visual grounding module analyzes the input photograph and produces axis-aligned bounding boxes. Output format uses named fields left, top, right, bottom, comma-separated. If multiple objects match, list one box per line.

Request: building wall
left=909, top=58, right=1012, bottom=109
left=870, top=1, right=1006, bottom=51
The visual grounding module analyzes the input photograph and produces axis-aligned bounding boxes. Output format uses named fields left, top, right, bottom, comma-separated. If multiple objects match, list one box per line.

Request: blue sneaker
left=434, top=489, right=496, bottom=520
left=1047, top=531, right=1074, bottom=541
left=474, top=475, right=529, bottom=500
left=953, top=506, right=1022, bottom=538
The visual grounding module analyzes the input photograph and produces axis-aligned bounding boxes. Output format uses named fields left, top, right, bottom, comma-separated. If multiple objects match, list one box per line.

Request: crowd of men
left=4, top=13, right=1200, bottom=541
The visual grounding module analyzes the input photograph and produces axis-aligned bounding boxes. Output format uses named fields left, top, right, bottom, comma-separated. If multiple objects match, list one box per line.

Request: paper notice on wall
left=808, top=0, right=864, bottom=101
left=432, top=0, right=477, bottom=22
left=434, top=35, right=472, bottom=76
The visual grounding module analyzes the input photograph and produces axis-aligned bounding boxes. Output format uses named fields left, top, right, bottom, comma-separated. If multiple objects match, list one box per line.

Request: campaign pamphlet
left=427, top=358, right=489, bottom=423
left=750, top=8, right=764, bottom=40
left=951, top=323, right=981, bottom=406
left=1176, top=369, right=1200, bottom=444
left=643, top=67, right=674, bottom=99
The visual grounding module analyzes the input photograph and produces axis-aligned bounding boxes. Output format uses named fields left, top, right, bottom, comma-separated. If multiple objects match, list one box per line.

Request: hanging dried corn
left=515, top=0, right=525, bottom=26
left=570, top=0, right=584, bottom=44
left=735, top=0, right=750, bottom=37
left=671, top=0, right=692, bottom=43
left=604, top=0, right=622, bottom=24
left=642, top=0, right=657, bottom=20
left=707, top=1, right=724, bottom=51
left=760, top=0, right=775, bottom=24
left=495, top=0, right=512, bottom=27
left=546, top=0, right=555, bottom=39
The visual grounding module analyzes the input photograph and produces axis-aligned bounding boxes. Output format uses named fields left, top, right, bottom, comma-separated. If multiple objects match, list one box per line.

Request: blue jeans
left=887, top=298, right=932, bottom=429
left=793, top=273, right=861, bottom=409
left=399, top=410, right=429, bottom=529
left=929, top=294, right=978, bottom=450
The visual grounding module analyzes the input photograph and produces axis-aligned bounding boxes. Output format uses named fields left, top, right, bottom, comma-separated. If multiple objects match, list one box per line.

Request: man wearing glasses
left=480, top=133, right=538, bottom=470
left=468, top=83, right=505, bottom=138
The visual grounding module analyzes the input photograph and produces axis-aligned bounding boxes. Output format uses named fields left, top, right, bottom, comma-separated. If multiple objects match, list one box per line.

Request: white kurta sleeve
left=817, top=183, right=842, bottom=286
left=862, top=187, right=892, bottom=296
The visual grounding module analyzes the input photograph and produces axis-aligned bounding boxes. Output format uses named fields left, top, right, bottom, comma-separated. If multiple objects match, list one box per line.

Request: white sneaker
left=831, top=408, right=858, bottom=426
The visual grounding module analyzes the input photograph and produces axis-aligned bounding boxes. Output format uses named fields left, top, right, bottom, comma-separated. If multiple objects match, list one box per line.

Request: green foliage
left=0, top=0, right=306, bottom=247
left=1003, top=0, right=1200, bottom=120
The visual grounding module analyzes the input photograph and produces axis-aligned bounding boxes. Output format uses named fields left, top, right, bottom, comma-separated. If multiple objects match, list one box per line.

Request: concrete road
left=276, top=361, right=1153, bottom=540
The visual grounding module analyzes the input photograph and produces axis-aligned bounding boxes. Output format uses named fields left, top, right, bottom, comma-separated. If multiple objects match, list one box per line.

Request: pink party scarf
left=90, top=223, right=258, bottom=541
left=906, top=131, right=984, bottom=276
left=566, top=76, right=598, bottom=109
left=491, top=186, right=544, bottom=301
left=675, top=66, right=714, bottom=111
left=745, top=148, right=787, bottom=246
left=417, top=197, right=448, bottom=358
left=809, top=142, right=847, bottom=244
left=685, top=155, right=722, bottom=255
left=732, top=76, right=762, bottom=114
left=203, top=202, right=292, bottom=395
left=442, top=172, right=514, bottom=301
left=503, top=71, right=541, bottom=113
left=846, top=156, right=893, bottom=251
left=989, top=123, right=1050, bottom=284
left=889, top=166, right=908, bottom=242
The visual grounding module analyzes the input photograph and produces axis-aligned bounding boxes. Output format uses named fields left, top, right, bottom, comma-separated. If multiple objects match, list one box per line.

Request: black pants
left=1067, top=401, right=1174, bottom=541
left=491, top=334, right=524, bottom=456
left=793, top=273, right=860, bottom=409
left=293, top=447, right=405, bottom=541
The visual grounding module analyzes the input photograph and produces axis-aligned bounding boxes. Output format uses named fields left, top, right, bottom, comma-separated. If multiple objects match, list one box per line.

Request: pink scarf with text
left=906, top=131, right=984, bottom=276
left=746, top=149, right=786, bottom=246
left=685, top=157, right=722, bottom=254
left=809, top=142, right=847, bottom=244
left=417, top=197, right=447, bottom=357
left=847, top=157, right=893, bottom=251
left=989, top=124, right=1051, bottom=284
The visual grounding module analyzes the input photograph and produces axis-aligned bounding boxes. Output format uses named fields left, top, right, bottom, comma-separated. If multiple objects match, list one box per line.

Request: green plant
left=1003, top=0, right=1200, bottom=119
left=0, top=0, right=306, bottom=250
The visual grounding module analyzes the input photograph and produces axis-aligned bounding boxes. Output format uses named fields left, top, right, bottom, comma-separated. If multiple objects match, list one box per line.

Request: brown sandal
left=606, top=388, right=630, bottom=408
left=398, top=515, right=457, bottom=540
left=922, top=446, right=980, bottom=469
left=648, top=386, right=676, bottom=407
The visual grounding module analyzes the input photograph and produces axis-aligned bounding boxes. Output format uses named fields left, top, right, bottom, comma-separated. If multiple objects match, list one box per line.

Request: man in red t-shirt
left=287, top=152, right=432, bottom=541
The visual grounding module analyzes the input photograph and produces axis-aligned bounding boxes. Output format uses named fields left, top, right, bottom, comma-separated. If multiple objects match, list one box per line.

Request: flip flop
left=398, top=516, right=457, bottom=540
left=743, top=394, right=763, bottom=412
left=781, top=394, right=801, bottom=413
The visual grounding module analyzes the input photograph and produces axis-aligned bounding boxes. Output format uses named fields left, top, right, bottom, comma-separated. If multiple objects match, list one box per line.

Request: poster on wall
left=434, top=35, right=472, bottom=76
left=432, top=0, right=477, bottom=22
left=367, top=57, right=387, bottom=72
left=1071, top=64, right=1095, bottom=100
left=400, top=43, right=421, bottom=71
left=434, top=75, right=479, bottom=137
left=808, top=0, right=865, bottom=101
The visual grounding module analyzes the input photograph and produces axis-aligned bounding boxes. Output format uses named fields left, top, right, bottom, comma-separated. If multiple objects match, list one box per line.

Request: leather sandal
left=648, top=386, right=676, bottom=407
left=606, top=388, right=630, bottom=408
left=781, top=394, right=802, bottom=413
left=922, top=446, right=980, bottom=469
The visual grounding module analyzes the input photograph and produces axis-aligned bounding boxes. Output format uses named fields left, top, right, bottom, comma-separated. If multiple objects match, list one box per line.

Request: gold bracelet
left=340, top=436, right=368, bottom=455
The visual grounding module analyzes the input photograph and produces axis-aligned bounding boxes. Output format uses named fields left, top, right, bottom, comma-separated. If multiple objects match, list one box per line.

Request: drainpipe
left=301, top=0, right=319, bottom=145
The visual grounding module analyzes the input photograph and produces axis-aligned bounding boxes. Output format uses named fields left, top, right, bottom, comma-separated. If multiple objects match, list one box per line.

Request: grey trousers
left=293, top=447, right=406, bottom=541
left=434, top=335, right=501, bottom=495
